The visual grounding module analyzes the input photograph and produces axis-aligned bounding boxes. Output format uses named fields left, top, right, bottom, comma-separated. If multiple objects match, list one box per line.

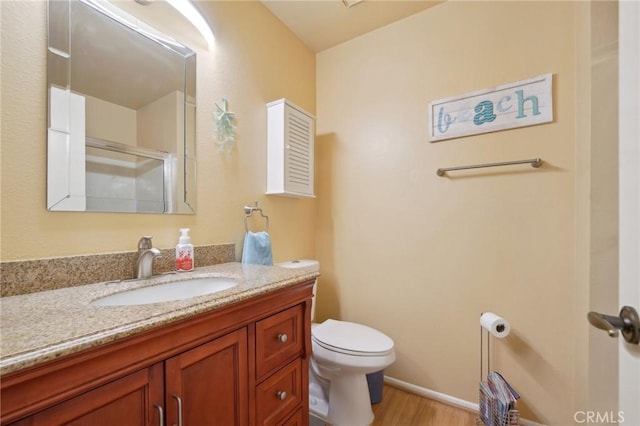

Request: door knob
left=587, top=306, right=640, bottom=344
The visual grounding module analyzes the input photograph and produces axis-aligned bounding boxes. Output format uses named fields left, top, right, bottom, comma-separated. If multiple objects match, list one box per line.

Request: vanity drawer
left=256, top=305, right=303, bottom=380
left=280, top=408, right=304, bottom=426
left=255, top=359, right=302, bottom=426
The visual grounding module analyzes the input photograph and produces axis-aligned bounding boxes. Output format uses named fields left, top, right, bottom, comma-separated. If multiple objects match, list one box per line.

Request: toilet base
left=310, top=367, right=374, bottom=426
left=309, top=378, right=330, bottom=421
left=310, top=366, right=375, bottom=426
left=327, top=372, right=374, bottom=426
left=309, top=414, right=326, bottom=426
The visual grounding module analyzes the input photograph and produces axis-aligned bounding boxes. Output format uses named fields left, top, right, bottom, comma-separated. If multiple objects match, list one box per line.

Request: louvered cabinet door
left=282, top=106, right=314, bottom=196
left=266, top=99, right=315, bottom=198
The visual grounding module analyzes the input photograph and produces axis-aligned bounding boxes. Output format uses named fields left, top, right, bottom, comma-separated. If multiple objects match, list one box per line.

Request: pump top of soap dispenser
left=179, top=228, right=191, bottom=244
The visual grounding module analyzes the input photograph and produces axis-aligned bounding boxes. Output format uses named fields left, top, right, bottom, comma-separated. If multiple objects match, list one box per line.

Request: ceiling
left=68, top=1, right=192, bottom=110
left=261, top=0, right=442, bottom=52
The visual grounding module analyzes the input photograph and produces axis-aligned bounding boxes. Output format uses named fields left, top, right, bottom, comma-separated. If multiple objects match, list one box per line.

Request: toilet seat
left=312, top=319, right=394, bottom=357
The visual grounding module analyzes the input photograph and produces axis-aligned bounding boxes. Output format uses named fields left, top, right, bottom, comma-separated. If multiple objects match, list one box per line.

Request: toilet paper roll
left=480, top=312, right=510, bottom=338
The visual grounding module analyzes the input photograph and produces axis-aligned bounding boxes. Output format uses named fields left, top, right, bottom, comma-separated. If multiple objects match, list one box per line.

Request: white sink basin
left=92, top=276, right=239, bottom=306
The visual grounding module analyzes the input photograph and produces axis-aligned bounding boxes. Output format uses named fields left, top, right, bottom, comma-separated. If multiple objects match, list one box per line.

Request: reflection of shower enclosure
left=85, top=138, right=173, bottom=213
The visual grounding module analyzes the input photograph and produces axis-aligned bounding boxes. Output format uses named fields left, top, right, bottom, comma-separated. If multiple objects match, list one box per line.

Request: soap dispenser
left=176, top=228, right=194, bottom=271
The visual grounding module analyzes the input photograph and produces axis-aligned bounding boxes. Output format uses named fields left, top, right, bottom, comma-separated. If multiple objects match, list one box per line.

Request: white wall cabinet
left=266, top=99, right=315, bottom=198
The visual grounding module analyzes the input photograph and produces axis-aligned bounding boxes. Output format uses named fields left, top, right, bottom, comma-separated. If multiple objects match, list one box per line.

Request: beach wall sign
left=429, top=73, right=553, bottom=142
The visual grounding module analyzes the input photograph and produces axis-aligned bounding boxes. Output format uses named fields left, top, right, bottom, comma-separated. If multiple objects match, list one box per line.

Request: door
left=587, top=1, right=639, bottom=422
left=618, top=1, right=640, bottom=423
left=165, top=328, right=249, bottom=426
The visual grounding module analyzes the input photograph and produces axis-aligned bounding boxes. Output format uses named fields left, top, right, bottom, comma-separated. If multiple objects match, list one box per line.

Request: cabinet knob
left=277, top=391, right=287, bottom=400
left=277, top=333, right=288, bottom=343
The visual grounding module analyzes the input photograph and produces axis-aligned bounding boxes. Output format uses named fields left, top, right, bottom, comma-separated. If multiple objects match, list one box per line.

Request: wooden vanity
left=0, top=265, right=314, bottom=426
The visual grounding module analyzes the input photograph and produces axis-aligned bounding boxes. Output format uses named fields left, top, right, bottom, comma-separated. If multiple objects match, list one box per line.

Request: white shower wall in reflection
left=86, top=146, right=169, bottom=213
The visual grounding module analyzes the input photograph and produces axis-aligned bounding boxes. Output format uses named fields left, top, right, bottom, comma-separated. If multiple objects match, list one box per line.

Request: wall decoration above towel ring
left=244, top=202, right=269, bottom=232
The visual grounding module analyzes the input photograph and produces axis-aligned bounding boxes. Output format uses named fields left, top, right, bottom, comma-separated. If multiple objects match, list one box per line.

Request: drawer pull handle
left=277, top=333, right=288, bottom=343
left=277, top=391, right=287, bottom=400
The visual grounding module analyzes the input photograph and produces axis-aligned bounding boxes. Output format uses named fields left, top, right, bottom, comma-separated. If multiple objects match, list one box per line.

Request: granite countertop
left=0, top=262, right=318, bottom=376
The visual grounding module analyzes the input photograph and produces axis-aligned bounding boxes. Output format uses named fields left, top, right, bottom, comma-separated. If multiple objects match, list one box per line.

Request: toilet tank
left=276, top=260, right=319, bottom=321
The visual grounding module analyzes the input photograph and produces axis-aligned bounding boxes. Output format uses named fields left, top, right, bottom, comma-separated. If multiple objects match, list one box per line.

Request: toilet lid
left=312, top=319, right=394, bottom=355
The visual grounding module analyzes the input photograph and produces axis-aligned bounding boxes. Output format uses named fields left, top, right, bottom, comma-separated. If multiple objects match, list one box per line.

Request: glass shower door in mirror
left=47, top=0, right=196, bottom=214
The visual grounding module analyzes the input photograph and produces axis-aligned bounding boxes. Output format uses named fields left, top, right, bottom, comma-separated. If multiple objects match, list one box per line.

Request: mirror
left=47, top=0, right=196, bottom=214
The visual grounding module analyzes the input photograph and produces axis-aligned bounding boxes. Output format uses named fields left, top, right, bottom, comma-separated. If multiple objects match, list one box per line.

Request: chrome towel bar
left=436, top=158, right=542, bottom=177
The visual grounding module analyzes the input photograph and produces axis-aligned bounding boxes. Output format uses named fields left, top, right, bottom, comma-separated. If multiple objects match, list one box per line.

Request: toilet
left=277, top=260, right=395, bottom=426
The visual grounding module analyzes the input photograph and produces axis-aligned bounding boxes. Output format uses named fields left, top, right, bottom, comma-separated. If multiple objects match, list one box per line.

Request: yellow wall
left=137, top=91, right=180, bottom=153
left=316, top=2, right=587, bottom=424
left=0, top=1, right=316, bottom=262
left=85, top=95, right=138, bottom=146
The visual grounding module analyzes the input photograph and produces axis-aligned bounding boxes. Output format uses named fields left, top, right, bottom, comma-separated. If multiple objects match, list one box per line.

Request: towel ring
left=244, top=202, right=269, bottom=233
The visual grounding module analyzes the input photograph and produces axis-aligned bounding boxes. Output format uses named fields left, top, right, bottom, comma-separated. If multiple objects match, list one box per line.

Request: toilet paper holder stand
left=478, top=313, right=520, bottom=426
left=479, top=316, right=492, bottom=383
left=479, top=312, right=508, bottom=382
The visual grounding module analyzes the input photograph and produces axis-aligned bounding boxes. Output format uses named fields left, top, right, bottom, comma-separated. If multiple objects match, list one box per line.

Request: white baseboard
left=383, top=376, right=479, bottom=413
left=383, top=376, right=543, bottom=426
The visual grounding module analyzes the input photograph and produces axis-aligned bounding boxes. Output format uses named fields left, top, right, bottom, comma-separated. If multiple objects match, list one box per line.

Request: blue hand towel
left=242, top=231, right=273, bottom=266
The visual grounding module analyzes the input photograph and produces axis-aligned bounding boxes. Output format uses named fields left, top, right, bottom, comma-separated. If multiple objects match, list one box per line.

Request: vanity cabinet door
left=165, top=327, right=249, bottom=426
left=9, top=363, right=163, bottom=426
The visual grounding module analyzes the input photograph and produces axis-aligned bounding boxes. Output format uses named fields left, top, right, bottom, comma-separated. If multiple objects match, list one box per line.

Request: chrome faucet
left=136, top=236, right=162, bottom=279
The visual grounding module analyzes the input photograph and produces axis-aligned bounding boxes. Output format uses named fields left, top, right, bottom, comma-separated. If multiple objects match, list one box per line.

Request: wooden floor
left=369, top=385, right=478, bottom=426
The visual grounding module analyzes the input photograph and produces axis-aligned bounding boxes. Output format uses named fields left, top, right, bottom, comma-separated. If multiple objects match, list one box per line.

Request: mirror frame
left=46, top=0, right=197, bottom=214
